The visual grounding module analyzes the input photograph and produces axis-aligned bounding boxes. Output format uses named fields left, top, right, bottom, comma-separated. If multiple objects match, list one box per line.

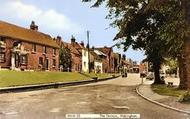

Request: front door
left=15, top=53, right=20, bottom=68
left=45, top=59, right=49, bottom=70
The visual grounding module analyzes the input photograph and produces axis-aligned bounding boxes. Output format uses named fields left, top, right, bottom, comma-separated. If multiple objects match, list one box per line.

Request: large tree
left=83, top=0, right=168, bottom=84
left=59, top=45, right=72, bottom=72
left=83, top=0, right=190, bottom=86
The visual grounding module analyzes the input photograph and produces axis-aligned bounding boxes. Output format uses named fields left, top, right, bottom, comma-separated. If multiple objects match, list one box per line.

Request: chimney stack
left=80, top=41, right=84, bottom=47
left=30, top=21, right=38, bottom=31
left=71, top=35, right=76, bottom=46
left=55, top=36, right=62, bottom=46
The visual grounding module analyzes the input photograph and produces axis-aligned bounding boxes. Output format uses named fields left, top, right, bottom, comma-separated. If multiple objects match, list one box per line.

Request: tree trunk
left=178, top=55, right=188, bottom=89
left=180, top=0, right=190, bottom=90
left=152, top=61, right=163, bottom=84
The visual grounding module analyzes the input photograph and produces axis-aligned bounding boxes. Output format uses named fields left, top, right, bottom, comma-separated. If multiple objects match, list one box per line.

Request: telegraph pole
left=87, top=30, right=90, bottom=73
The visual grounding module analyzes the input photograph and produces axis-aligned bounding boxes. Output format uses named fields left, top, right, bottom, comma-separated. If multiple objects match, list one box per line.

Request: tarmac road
left=0, top=73, right=189, bottom=119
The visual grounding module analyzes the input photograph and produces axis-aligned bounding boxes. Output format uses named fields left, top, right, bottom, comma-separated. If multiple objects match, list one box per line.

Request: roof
left=63, top=42, right=81, bottom=55
left=95, top=47, right=112, bottom=55
left=94, top=50, right=107, bottom=56
left=0, top=20, right=59, bottom=48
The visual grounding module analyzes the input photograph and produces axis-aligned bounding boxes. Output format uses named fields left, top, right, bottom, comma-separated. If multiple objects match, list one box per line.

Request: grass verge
left=0, top=70, right=92, bottom=88
left=0, top=70, right=118, bottom=88
left=151, top=84, right=186, bottom=97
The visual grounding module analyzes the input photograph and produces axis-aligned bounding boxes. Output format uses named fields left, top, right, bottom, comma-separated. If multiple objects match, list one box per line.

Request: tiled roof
left=95, top=47, right=112, bottom=55
left=63, top=42, right=81, bottom=55
left=0, top=20, right=59, bottom=48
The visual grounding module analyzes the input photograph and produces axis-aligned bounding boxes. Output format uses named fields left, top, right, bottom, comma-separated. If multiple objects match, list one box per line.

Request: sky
left=0, top=0, right=145, bottom=63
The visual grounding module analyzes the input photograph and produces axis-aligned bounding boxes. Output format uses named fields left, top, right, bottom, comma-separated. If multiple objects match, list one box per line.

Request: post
left=87, top=30, right=90, bottom=73
left=141, top=77, right=143, bottom=84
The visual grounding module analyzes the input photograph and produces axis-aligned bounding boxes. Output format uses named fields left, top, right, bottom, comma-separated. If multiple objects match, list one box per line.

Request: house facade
left=95, top=47, right=116, bottom=73
left=0, top=21, right=59, bottom=71
left=82, top=48, right=106, bottom=73
left=56, top=36, right=83, bottom=72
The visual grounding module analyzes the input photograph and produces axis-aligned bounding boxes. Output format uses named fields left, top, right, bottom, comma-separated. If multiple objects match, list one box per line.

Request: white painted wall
left=94, top=61, right=103, bottom=73
left=82, top=49, right=89, bottom=72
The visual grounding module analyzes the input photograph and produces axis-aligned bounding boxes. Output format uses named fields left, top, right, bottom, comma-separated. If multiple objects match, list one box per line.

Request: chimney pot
left=30, top=21, right=38, bottom=31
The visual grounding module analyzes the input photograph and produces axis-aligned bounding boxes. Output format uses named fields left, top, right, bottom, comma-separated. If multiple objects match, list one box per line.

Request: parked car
left=146, top=72, right=154, bottom=80
left=160, top=71, right=166, bottom=80
left=122, top=72, right=128, bottom=78
left=146, top=71, right=166, bottom=81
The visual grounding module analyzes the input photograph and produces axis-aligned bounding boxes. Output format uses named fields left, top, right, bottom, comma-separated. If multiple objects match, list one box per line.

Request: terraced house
left=0, top=21, right=59, bottom=71
left=56, top=36, right=84, bottom=72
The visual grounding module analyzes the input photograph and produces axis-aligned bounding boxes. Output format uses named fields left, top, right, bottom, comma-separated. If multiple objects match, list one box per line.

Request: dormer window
left=32, top=44, right=37, bottom=52
left=43, top=46, right=47, bottom=54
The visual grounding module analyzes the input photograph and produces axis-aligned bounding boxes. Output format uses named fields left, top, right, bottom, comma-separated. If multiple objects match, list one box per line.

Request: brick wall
left=0, top=37, right=59, bottom=71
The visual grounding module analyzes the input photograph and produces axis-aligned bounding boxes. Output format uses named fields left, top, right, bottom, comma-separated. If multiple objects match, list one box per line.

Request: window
left=84, top=51, right=87, bottom=56
left=0, top=37, right=5, bottom=42
left=20, top=55, right=27, bottom=64
left=53, top=48, right=56, bottom=56
left=0, top=37, right=5, bottom=48
left=53, top=59, right=56, bottom=67
left=84, top=62, right=86, bottom=68
left=32, top=44, right=37, bottom=52
left=0, top=52, right=5, bottom=63
left=39, top=57, right=43, bottom=65
left=43, top=46, right=47, bottom=54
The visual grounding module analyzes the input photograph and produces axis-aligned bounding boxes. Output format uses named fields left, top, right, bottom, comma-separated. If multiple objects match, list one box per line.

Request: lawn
left=151, top=84, right=186, bottom=97
left=0, top=70, right=117, bottom=88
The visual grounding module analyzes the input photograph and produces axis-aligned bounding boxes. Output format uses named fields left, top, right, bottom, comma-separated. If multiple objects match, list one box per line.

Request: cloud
left=0, top=1, right=82, bottom=34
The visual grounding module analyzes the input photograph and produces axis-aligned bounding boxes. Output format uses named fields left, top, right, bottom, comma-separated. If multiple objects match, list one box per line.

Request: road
left=0, top=73, right=189, bottom=119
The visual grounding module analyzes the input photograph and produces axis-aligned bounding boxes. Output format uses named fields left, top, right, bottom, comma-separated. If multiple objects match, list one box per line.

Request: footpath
left=137, top=77, right=190, bottom=115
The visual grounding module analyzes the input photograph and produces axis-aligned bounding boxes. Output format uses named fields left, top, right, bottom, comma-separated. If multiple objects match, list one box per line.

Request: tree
left=59, top=45, right=72, bottom=72
left=83, top=0, right=168, bottom=84
left=149, top=0, right=190, bottom=88
left=83, top=0, right=190, bottom=87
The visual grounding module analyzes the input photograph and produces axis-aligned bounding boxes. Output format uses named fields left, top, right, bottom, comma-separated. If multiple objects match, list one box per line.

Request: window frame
left=39, top=57, right=43, bottom=65
left=20, top=55, right=28, bottom=65
left=52, top=59, right=56, bottom=67
left=43, top=46, right=47, bottom=54
left=53, top=48, right=56, bottom=56
left=0, top=52, right=5, bottom=63
left=32, top=44, right=37, bottom=53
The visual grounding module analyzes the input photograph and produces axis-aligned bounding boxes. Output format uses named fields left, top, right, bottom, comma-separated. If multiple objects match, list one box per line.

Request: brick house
left=0, top=21, right=59, bottom=71
left=95, top=46, right=116, bottom=73
left=56, top=36, right=84, bottom=72
left=82, top=48, right=106, bottom=73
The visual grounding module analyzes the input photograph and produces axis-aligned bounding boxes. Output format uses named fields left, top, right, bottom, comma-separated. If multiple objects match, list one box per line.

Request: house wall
left=0, top=37, right=59, bottom=71
left=82, top=49, right=89, bottom=72
left=94, top=61, right=103, bottom=73
left=71, top=53, right=81, bottom=72
left=102, top=57, right=109, bottom=73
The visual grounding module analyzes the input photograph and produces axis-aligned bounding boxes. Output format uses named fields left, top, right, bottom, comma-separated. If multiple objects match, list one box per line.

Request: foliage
left=83, top=0, right=190, bottom=85
left=178, top=91, right=190, bottom=102
left=59, top=45, right=72, bottom=71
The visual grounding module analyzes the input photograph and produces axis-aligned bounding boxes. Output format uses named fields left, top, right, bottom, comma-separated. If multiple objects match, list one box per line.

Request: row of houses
left=0, top=20, right=136, bottom=73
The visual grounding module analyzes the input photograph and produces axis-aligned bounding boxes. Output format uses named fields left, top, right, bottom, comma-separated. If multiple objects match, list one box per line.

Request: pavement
left=138, top=76, right=190, bottom=114
left=0, top=74, right=189, bottom=119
